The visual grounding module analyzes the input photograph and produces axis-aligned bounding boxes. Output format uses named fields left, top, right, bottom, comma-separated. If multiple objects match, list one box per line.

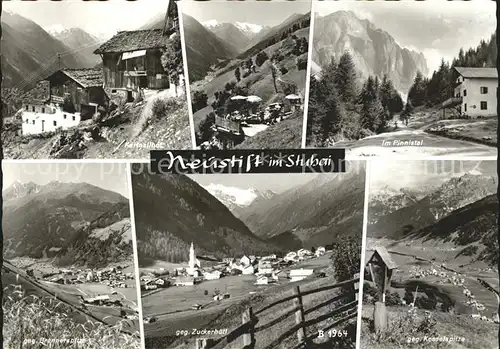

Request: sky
left=181, top=0, right=311, bottom=26
left=369, top=159, right=497, bottom=192
left=315, top=0, right=496, bottom=74
left=2, top=162, right=130, bottom=198
left=3, top=0, right=170, bottom=39
left=190, top=173, right=318, bottom=194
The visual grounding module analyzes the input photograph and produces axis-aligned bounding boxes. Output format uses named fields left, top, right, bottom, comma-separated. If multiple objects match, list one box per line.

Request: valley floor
left=3, top=257, right=140, bottom=332
left=330, top=112, right=497, bottom=158
left=361, top=238, right=499, bottom=349
left=143, top=253, right=356, bottom=349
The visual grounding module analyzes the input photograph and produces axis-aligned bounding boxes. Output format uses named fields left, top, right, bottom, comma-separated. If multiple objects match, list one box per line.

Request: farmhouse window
left=25, top=105, right=28, bottom=111
left=32, top=106, right=35, bottom=112
left=42, top=107, right=45, bottom=113
left=464, top=103, right=467, bottom=112
left=26, top=119, right=29, bottom=124
left=463, top=89, right=467, bottom=96
left=32, top=120, right=35, bottom=124
left=53, top=121, right=57, bottom=126
left=63, top=114, right=67, bottom=119
left=480, top=86, right=488, bottom=94
left=72, top=116, right=76, bottom=121
left=480, top=101, right=487, bottom=110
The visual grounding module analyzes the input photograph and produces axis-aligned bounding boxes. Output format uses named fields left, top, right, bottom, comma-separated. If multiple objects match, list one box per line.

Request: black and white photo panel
left=131, top=161, right=367, bottom=349
left=2, top=162, right=141, bottom=349
left=306, top=1, right=497, bottom=158
left=180, top=0, right=312, bottom=150
left=2, top=0, right=192, bottom=159
left=360, top=159, right=498, bottom=349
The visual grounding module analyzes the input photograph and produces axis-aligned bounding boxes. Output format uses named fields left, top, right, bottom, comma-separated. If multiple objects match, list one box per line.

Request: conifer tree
left=334, top=52, right=357, bottom=105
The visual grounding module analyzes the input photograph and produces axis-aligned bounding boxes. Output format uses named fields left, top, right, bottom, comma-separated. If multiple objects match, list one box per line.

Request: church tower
left=189, top=242, right=195, bottom=269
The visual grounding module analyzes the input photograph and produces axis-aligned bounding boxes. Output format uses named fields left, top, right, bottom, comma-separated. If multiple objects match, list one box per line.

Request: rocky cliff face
left=313, top=10, right=428, bottom=94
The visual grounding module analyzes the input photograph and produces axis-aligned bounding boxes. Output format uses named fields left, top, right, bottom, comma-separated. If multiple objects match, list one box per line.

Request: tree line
left=406, top=31, right=496, bottom=111
left=307, top=51, right=403, bottom=147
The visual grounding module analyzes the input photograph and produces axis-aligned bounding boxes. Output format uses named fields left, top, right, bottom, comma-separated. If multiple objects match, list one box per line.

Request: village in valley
left=140, top=242, right=330, bottom=313
left=2, top=0, right=192, bottom=159
left=2, top=163, right=141, bottom=349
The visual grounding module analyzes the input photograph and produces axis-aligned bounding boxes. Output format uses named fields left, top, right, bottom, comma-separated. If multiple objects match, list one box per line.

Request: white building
left=284, top=252, right=297, bottom=262
left=297, top=249, right=313, bottom=258
left=204, top=270, right=222, bottom=280
left=241, top=265, right=255, bottom=275
left=174, top=276, right=195, bottom=286
left=315, top=247, right=326, bottom=257
left=256, top=275, right=269, bottom=285
left=240, top=255, right=251, bottom=267
left=258, top=261, right=273, bottom=275
left=444, top=67, right=497, bottom=118
left=289, top=269, right=314, bottom=283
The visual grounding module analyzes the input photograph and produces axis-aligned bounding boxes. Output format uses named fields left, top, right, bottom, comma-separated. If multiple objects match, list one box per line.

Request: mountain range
left=1, top=11, right=86, bottom=90
left=46, top=27, right=102, bottom=68
left=202, top=183, right=276, bottom=212
left=182, top=14, right=239, bottom=82
left=370, top=172, right=497, bottom=239
left=2, top=181, right=131, bottom=267
left=312, top=10, right=429, bottom=94
left=235, top=169, right=366, bottom=250
left=202, top=21, right=271, bottom=53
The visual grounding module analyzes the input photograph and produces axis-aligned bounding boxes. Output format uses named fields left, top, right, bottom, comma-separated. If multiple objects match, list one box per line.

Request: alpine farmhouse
left=443, top=67, right=498, bottom=118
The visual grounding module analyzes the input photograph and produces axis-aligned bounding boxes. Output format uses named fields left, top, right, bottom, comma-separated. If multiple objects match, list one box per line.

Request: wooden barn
left=45, top=68, right=107, bottom=119
left=93, top=29, right=170, bottom=98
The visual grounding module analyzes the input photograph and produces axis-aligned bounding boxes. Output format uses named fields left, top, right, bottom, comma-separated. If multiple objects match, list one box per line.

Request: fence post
left=354, top=273, right=360, bottom=301
left=196, top=338, right=216, bottom=349
left=293, top=286, right=306, bottom=344
left=242, top=307, right=255, bottom=348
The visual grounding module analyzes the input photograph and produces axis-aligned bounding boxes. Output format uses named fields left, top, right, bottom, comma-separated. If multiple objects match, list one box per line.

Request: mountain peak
left=235, top=22, right=263, bottom=34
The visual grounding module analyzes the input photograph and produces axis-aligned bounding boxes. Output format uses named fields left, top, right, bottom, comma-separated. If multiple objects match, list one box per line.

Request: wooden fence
left=195, top=275, right=360, bottom=349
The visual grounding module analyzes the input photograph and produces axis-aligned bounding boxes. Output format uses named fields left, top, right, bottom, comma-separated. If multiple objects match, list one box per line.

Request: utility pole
left=58, top=53, right=61, bottom=70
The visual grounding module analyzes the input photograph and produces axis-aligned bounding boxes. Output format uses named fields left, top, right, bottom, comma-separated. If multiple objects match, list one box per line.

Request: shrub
left=242, top=71, right=251, bottom=79
left=192, top=91, right=208, bottom=112
left=279, top=67, right=289, bottom=75
left=297, top=55, right=308, bottom=70
left=255, top=51, right=269, bottom=67
left=3, top=285, right=140, bottom=349
left=151, top=98, right=178, bottom=119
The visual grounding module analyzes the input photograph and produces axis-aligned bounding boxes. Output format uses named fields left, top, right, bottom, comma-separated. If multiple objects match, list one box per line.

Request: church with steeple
left=186, top=242, right=201, bottom=276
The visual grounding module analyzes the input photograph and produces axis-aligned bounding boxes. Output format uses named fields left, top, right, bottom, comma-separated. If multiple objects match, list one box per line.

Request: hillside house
left=21, top=69, right=107, bottom=136
left=442, top=67, right=497, bottom=118
left=94, top=28, right=182, bottom=103
left=45, top=68, right=107, bottom=117
left=289, top=268, right=314, bottom=283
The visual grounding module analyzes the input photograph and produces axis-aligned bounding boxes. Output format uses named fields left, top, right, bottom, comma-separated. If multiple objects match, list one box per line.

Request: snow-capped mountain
left=3, top=180, right=41, bottom=201
left=46, top=24, right=67, bottom=36
left=235, top=22, right=264, bottom=35
left=203, top=183, right=276, bottom=211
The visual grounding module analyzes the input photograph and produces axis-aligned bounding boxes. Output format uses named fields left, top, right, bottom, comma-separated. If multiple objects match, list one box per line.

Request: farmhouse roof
left=454, top=67, right=497, bottom=79
left=22, top=81, right=50, bottom=103
left=94, top=29, right=168, bottom=54
left=368, top=247, right=397, bottom=270
left=60, top=68, right=103, bottom=88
